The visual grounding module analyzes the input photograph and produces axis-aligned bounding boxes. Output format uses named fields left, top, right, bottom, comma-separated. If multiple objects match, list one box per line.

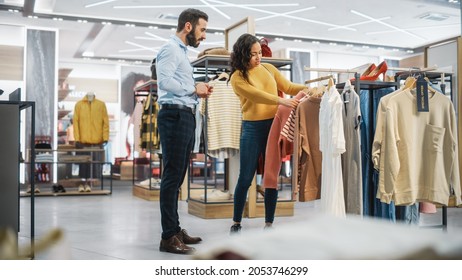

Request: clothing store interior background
left=1, top=0, right=462, bottom=260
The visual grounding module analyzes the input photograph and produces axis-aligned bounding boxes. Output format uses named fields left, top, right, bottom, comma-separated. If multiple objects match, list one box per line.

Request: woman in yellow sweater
left=229, top=33, right=307, bottom=233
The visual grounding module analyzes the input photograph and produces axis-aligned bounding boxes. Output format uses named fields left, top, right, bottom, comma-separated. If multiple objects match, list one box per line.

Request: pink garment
left=263, top=92, right=306, bottom=189
left=419, top=202, right=437, bottom=214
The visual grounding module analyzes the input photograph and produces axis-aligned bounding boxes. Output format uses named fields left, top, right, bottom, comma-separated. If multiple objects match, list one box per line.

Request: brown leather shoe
left=159, top=235, right=195, bottom=254
left=177, top=229, right=202, bottom=244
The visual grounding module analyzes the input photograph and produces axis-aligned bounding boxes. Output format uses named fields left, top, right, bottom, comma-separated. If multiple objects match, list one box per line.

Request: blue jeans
left=157, top=108, right=195, bottom=240
left=233, top=119, right=273, bottom=223
left=360, top=88, right=396, bottom=220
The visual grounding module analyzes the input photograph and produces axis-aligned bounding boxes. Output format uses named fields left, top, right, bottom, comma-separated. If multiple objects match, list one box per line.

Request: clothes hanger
left=327, top=77, right=335, bottom=90
left=403, top=76, right=416, bottom=90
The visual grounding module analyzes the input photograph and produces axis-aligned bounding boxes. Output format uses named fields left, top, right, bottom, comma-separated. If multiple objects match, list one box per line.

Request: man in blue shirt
left=156, top=8, right=213, bottom=255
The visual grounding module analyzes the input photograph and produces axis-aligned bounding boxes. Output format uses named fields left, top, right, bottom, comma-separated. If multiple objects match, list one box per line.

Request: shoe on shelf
left=159, top=235, right=195, bottom=255
left=230, top=224, right=242, bottom=234
left=78, top=185, right=85, bottom=192
left=351, top=63, right=376, bottom=81
left=360, top=61, right=388, bottom=81
left=84, top=185, right=92, bottom=192
left=34, top=187, right=40, bottom=193
left=177, top=229, right=202, bottom=244
left=52, top=185, right=59, bottom=193
left=57, top=185, right=66, bottom=193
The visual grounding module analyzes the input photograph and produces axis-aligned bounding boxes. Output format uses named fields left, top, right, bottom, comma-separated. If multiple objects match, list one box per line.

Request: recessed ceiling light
left=82, top=51, right=94, bottom=57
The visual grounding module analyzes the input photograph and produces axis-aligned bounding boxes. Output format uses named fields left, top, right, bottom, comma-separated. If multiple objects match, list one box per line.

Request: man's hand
left=195, top=82, right=213, bottom=98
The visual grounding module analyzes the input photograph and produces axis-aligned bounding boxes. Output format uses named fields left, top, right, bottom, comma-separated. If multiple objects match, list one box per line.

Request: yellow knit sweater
left=230, top=63, right=306, bottom=121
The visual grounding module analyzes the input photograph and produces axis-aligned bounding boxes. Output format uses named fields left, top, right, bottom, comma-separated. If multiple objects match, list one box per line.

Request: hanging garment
left=193, top=98, right=203, bottom=153
left=382, top=88, right=461, bottom=206
left=263, top=92, right=306, bottom=189
left=200, top=79, right=242, bottom=159
left=130, top=100, right=144, bottom=154
left=140, top=94, right=160, bottom=151
left=292, top=96, right=322, bottom=201
left=319, top=86, right=346, bottom=218
left=340, top=85, right=363, bottom=215
left=360, top=87, right=397, bottom=219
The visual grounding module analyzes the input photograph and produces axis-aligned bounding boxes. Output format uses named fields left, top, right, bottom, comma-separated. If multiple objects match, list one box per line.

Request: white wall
left=0, top=24, right=25, bottom=101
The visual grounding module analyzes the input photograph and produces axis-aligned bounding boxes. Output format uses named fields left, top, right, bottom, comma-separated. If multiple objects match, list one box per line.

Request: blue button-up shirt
left=156, top=35, right=197, bottom=108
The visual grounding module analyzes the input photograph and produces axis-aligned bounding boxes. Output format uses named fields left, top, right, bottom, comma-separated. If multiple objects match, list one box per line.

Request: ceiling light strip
left=144, top=32, right=169, bottom=41
left=207, top=0, right=355, bottom=31
left=350, top=9, right=426, bottom=41
left=85, top=0, right=118, bottom=9
left=113, top=4, right=300, bottom=9
left=200, top=0, right=231, bottom=20
left=328, top=16, right=391, bottom=31
left=256, top=6, right=316, bottom=21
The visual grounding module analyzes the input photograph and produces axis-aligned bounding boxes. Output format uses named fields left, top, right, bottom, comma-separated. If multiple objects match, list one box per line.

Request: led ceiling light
left=351, top=9, right=426, bottom=41
left=85, top=0, right=118, bottom=8
left=328, top=16, right=391, bottom=31
left=200, top=0, right=231, bottom=20
left=256, top=6, right=316, bottom=21
left=208, top=0, right=355, bottom=30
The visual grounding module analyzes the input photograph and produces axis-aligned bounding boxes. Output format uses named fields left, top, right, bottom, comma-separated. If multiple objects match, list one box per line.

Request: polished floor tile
left=17, top=181, right=462, bottom=260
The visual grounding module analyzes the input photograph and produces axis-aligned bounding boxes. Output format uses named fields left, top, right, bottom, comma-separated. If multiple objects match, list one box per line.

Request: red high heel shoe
left=351, top=63, right=376, bottom=81
left=360, top=61, right=388, bottom=81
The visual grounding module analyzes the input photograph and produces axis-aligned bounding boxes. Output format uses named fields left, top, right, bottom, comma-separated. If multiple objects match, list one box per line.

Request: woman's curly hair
left=229, top=33, right=259, bottom=83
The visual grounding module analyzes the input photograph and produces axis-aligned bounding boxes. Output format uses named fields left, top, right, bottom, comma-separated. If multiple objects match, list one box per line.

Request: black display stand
left=0, top=100, right=36, bottom=257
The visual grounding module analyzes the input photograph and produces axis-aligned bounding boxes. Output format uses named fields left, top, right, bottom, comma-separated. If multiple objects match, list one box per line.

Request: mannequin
left=73, top=92, right=109, bottom=192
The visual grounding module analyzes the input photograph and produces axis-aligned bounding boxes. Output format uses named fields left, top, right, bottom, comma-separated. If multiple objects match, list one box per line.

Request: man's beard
left=186, top=29, right=200, bottom=48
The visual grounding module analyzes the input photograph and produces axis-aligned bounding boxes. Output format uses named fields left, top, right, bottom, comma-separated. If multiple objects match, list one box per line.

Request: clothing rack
left=305, top=75, right=334, bottom=84
left=132, top=80, right=161, bottom=192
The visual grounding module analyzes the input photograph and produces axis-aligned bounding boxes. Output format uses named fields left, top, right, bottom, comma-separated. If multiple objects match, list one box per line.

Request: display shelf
left=22, top=148, right=112, bottom=197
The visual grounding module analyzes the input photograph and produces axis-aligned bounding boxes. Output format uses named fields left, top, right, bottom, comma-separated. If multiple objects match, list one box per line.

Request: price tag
left=416, top=76, right=429, bottom=112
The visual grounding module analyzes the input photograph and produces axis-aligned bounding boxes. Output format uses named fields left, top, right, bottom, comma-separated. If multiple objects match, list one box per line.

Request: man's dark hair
left=176, top=8, right=208, bottom=32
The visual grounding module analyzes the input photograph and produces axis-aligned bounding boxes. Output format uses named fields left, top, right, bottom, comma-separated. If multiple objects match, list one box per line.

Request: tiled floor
left=17, top=180, right=462, bottom=260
